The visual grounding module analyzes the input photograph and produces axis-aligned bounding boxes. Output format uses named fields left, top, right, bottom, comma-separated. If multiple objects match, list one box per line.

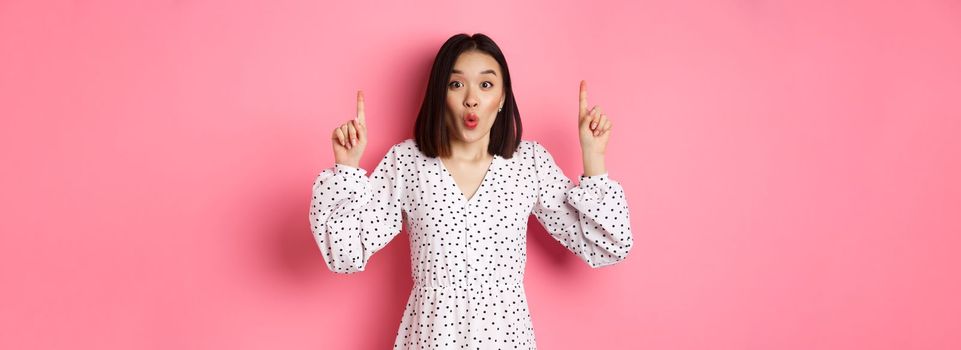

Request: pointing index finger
left=579, top=80, right=588, bottom=116
left=356, top=90, right=366, bottom=125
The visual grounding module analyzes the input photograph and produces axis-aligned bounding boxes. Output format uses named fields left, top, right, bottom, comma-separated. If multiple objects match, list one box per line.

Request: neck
left=448, top=136, right=491, bottom=161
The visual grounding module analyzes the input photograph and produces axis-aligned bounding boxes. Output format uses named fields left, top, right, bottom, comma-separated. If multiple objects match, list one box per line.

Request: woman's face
left=445, top=51, right=505, bottom=144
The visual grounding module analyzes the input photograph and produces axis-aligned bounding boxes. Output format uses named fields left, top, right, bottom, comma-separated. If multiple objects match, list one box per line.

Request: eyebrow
left=451, top=69, right=497, bottom=76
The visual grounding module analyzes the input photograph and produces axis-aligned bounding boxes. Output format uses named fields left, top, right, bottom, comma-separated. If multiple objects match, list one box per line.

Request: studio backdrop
left=2, top=0, right=959, bottom=349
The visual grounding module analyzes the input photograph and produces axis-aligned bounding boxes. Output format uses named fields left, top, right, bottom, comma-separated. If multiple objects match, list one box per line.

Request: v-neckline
left=437, top=154, right=498, bottom=206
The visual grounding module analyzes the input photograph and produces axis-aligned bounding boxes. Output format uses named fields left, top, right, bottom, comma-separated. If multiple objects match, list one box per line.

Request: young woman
left=310, top=33, right=633, bottom=349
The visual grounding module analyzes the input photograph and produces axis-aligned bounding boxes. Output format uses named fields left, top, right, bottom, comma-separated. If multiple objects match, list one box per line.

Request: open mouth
left=464, top=113, right=479, bottom=129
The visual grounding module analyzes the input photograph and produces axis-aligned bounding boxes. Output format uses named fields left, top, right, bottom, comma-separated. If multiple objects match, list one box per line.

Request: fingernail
left=591, top=122, right=597, bottom=129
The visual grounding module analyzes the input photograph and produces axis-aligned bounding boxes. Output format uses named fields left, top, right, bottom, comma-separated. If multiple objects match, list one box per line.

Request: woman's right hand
left=331, top=90, right=368, bottom=168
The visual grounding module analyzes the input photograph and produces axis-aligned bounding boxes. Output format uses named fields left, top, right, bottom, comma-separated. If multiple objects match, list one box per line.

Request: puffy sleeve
left=308, top=144, right=406, bottom=274
left=531, top=141, right=634, bottom=268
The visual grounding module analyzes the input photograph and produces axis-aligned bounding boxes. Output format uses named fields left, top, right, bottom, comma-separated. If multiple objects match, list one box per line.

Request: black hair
left=414, top=33, right=522, bottom=159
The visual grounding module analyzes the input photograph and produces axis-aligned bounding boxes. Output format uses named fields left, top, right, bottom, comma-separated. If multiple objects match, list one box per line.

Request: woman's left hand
left=578, top=80, right=612, bottom=156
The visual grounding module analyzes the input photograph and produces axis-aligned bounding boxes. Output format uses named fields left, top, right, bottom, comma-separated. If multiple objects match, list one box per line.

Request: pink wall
left=2, top=0, right=960, bottom=349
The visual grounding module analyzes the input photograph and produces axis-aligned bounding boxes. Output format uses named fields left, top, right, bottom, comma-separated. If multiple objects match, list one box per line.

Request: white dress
left=309, top=138, right=633, bottom=349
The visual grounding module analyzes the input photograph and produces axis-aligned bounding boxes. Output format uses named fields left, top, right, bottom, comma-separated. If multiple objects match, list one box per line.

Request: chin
left=456, top=126, right=491, bottom=143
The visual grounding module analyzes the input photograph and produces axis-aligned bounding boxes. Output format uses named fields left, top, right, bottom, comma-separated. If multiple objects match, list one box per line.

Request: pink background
left=2, top=0, right=960, bottom=349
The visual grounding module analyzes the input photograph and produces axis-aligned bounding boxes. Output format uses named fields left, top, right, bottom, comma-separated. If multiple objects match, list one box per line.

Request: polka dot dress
left=309, top=139, right=633, bottom=349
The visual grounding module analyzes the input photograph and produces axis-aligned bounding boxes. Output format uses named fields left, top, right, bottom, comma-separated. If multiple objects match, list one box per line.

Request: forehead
left=451, top=51, right=501, bottom=75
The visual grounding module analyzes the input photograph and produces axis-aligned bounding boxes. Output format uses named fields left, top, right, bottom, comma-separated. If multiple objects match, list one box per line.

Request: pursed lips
left=463, top=112, right=479, bottom=128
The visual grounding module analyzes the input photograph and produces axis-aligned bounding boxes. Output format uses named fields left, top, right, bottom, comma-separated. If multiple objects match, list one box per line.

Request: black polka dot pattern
left=309, top=139, right=634, bottom=349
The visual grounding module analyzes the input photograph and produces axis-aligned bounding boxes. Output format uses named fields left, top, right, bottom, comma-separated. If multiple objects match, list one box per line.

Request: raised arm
left=530, top=80, right=632, bottom=268
left=309, top=91, right=406, bottom=274
left=531, top=141, right=633, bottom=268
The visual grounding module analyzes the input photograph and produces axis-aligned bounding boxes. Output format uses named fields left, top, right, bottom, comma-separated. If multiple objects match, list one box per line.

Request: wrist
left=581, top=154, right=606, bottom=177
left=335, top=161, right=360, bottom=169
left=581, top=149, right=605, bottom=158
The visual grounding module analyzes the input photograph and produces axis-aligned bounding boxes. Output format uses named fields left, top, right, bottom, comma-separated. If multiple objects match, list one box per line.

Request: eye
left=448, top=81, right=463, bottom=89
left=481, top=81, right=494, bottom=89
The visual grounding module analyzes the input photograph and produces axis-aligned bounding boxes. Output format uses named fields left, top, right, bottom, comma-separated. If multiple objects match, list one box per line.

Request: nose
left=463, top=90, right=479, bottom=109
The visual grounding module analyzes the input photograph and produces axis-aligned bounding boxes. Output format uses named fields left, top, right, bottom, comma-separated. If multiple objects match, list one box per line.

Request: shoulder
left=518, top=139, right=538, bottom=152
left=387, top=138, right=418, bottom=155
left=400, top=138, right=417, bottom=147
left=518, top=139, right=548, bottom=156
left=381, top=139, right=424, bottom=167
left=513, top=139, right=555, bottom=167
left=373, top=140, right=418, bottom=176
left=397, top=138, right=422, bottom=159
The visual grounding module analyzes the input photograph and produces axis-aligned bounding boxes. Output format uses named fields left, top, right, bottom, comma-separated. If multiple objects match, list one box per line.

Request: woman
left=310, top=33, right=633, bottom=349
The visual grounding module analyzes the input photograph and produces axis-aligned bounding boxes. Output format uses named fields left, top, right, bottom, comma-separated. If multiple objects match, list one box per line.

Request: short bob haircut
left=414, top=33, right=522, bottom=159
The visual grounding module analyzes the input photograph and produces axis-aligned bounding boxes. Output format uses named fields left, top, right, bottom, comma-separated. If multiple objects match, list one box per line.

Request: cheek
left=488, top=89, right=504, bottom=106
left=446, top=94, right=460, bottom=110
